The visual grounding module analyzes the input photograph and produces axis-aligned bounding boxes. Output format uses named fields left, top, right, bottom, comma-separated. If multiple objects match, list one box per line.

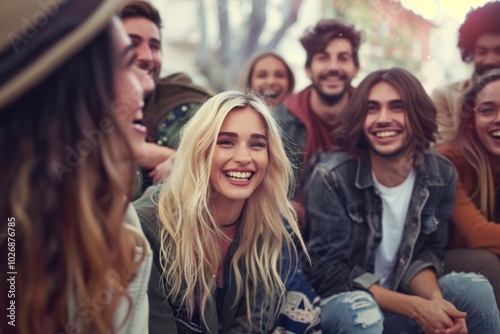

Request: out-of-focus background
left=149, top=0, right=491, bottom=94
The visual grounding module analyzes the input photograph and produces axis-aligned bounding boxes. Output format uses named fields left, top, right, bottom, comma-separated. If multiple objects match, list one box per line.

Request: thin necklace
left=220, top=219, right=240, bottom=228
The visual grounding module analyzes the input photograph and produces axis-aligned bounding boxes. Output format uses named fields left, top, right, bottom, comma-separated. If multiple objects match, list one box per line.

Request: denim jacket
left=303, top=149, right=457, bottom=298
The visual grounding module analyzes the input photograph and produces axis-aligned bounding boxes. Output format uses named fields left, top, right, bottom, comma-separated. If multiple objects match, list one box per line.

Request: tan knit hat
left=0, top=0, right=126, bottom=110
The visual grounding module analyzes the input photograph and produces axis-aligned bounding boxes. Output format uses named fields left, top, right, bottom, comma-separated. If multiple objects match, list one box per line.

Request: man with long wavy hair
left=303, top=67, right=500, bottom=333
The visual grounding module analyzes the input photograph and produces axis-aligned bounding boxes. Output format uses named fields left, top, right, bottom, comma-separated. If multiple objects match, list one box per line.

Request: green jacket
left=143, top=72, right=213, bottom=148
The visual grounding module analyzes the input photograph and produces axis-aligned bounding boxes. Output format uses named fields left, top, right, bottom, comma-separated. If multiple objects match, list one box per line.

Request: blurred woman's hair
left=0, top=23, right=143, bottom=334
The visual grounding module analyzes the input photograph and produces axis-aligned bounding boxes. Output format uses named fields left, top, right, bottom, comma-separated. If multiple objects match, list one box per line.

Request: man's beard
left=137, top=60, right=161, bottom=82
left=311, top=72, right=351, bottom=106
left=370, top=144, right=409, bottom=159
left=476, top=64, right=500, bottom=76
left=367, top=136, right=414, bottom=160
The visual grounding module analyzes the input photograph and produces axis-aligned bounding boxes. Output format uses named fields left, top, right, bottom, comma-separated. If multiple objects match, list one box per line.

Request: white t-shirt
left=372, top=169, right=416, bottom=287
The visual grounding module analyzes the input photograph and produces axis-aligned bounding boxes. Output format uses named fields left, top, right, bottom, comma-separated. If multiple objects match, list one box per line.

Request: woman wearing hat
left=0, top=0, right=152, bottom=333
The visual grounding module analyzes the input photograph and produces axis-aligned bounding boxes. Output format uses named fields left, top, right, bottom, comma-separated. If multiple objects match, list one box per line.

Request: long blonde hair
left=157, top=90, right=305, bottom=327
left=455, top=70, right=500, bottom=219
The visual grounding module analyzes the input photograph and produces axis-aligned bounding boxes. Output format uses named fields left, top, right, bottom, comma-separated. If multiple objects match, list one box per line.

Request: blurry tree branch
left=197, top=0, right=303, bottom=91
left=218, top=0, right=231, bottom=65
left=197, top=0, right=209, bottom=69
left=243, top=0, right=267, bottom=58
left=265, top=0, right=302, bottom=49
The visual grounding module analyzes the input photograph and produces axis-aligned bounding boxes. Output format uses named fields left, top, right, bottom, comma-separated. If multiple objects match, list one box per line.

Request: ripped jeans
left=320, top=272, right=500, bottom=334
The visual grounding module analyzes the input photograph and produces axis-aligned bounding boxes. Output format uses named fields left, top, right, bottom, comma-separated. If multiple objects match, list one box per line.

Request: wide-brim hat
left=0, top=0, right=126, bottom=110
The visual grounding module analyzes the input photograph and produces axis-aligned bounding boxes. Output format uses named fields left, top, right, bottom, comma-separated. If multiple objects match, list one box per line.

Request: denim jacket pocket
left=420, top=211, right=439, bottom=235
left=347, top=203, right=365, bottom=224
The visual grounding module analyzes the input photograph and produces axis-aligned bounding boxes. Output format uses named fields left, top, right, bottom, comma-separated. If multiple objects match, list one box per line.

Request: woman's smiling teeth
left=491, top=130, right=500, bottom=138
left=225, top=171, right=253, bottom=181
left=263, top=91, right=279, bottom=98
left=375, top=130, right=398, bottom=138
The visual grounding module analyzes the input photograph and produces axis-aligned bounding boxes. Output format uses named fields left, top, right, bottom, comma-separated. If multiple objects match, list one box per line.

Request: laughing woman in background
left=436, top=69, right=500, bottom=310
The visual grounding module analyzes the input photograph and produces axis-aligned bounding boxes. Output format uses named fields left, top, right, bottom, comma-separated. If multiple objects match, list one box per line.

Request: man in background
left=432, top=1, right=500, bottom=143
left=280, top=19, right=362, bottom=200
left=119, top=1, right=212, bottom=196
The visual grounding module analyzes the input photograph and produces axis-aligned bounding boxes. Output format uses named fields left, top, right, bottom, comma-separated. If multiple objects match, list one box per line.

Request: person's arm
left=145, top=257, right=177, bottom=334
left=115, top=205, right=152, bottom=333
left=271, top=236, right=321, bottom=334
left=451, top=179, right=500, bottom=252
left=369, top=269, right=467, bottom=334
left=274, top=270, right=321, bottom=334
left=148, top=154, right=175, bottom=184
left=137, top=143, right=175, bottom=170
left=435, top=145, right=500, bottom=253
left=304, top=162, right=380, bottom=298
left=409, top=269, right=467, bottom=334
left=396, top=158, right=466, bottom=333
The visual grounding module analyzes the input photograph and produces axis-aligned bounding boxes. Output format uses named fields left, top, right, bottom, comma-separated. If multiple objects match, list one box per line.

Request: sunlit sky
left=402, top=0, right=493, bottom=22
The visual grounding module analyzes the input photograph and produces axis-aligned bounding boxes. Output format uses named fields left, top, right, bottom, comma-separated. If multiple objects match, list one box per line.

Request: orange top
left=436, top=144, right=500, bottom=254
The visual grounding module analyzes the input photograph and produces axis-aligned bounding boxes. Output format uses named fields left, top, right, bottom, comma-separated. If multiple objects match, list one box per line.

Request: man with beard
left=303, top=67, right=500, bottom=333
left=432, top=1, right=500, bottom=143
left=280, top=19, right=362, bottom=200
left=119, top=1, right=212, bottom=197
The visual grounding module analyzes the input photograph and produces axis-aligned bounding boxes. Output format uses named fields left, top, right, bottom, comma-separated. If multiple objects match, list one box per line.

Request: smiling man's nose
left=137, top=43, right=153, bottom=62
left=376, top=108, right=393, bottom=124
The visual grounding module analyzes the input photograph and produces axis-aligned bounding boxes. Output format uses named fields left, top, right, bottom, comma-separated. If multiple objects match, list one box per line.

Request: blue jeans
left=321, top=272, right=500, bottom=333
